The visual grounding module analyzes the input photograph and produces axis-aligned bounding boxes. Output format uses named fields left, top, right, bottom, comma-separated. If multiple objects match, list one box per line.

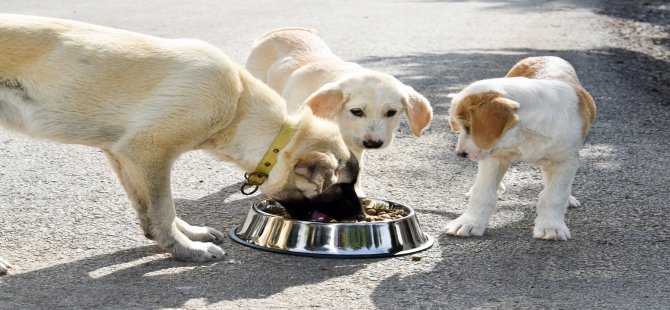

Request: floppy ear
left=304, top=84, right=348, bottom=119
left=294, top=152, right=338, bottom=195
left=402, top=87, right=433, bottom=137
left=469, top=97, right=519, bottom=149
left=449, top=120, right=461, bottom=132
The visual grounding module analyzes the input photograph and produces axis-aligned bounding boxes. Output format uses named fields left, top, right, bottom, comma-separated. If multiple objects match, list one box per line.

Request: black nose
left=457, top=151, right=468, bottom=158
left=363, top=140, right=384, bottom=149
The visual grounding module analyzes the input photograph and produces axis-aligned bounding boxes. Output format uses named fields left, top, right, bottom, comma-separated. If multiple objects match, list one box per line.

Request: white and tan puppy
left=0, top=14, right=364, bottom=273
left=245, top=28, right=433, bottom=196
left=446, top=56, right=596, bottom=240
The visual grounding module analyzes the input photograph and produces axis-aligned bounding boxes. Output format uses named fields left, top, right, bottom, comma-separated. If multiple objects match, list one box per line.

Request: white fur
left=245, top=28, right=432, bottom=196
left=0, top=15, right=358, bottom=268
left=447, top=77, right=587, bottom=240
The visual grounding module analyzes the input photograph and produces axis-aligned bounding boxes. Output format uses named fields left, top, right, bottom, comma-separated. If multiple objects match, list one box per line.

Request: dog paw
left=175, top=218, right=225, bottom=244
left=354, top=183, right=366, bottom=198
left=497, top=183, right=506, bottom=196
left=568, top=196, right=581, bottom=208
left=355, top=189, right=367, bottom=198
left=0, top=257, right=11, bottom=275
left=172, top=240, right=226, bottom=262
left=445, top=215, right=487, bottom=237
left=180, top=225, right=225, bottom=244
left=533, top=222, right=571, bottom=241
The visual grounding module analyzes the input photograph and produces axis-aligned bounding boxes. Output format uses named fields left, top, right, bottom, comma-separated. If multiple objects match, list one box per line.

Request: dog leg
left=533, top=159, right=578, bottom=241
left=467, top=170, right=507, bottom=198
left=353, top=149, right=366, bottom=197
left=106, top=148, right=225, bottom=262
left=568, top=195, right=581, bottom=208
left=104, top=151, right=154, bottom=238
left=175, top=217, right=225, bottom=243
left=0, top=257, right=10, bottom=275
left=446, top=158, right=510, bottom=237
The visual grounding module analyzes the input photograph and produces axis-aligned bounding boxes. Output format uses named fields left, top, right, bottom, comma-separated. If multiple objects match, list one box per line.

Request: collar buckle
left=238, top=119, right=298, bottom=195
left=240, top=172, right=267, bottom=195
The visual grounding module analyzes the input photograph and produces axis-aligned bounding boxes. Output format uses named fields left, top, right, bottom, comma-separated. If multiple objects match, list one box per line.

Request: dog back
left=506, top=56, right=596, bottom=139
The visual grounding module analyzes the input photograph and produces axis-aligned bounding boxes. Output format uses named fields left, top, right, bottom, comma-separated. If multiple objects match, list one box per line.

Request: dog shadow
left=0, top=183, right=372, bottom=308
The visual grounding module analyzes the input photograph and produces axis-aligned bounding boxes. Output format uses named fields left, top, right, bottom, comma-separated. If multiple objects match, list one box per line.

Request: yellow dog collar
left=240, top=119, right=299, bottom=195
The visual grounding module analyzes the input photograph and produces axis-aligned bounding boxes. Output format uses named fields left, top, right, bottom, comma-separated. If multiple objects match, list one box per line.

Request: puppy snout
left=363, top=139, right=384, bottom=149
left=457, top=151, right=468, bottom=158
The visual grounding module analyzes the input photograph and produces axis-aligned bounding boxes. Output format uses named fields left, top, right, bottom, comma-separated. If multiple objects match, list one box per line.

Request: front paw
left=172, top=240, right=226, bottom=262
left=354, top=183, right=366, bottom=198
left=0, top=257, right=11, bottom=275
left=568, top=196, right=581, bottom=208
left=181, top=225, right=225, bottom=244
left=533, top=220, right=571, bottom=241
left=497, top=183, right=506, bottom=196
left=175, top=218, right=225, bottom=243
left=445, top=215, right=487, bottom=237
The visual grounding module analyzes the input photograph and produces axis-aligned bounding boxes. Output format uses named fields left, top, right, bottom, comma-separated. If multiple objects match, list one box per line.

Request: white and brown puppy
left=447, top=56, right=596, bottom=240
left=0, top=14, right=363, bottom=273
left=245, top=28, right=433, bottom=196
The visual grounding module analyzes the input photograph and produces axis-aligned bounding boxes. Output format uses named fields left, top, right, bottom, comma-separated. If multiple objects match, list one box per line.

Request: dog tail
left=253, top=27, right=316, bottom=46
left=245, top=27, right=317, bottom=83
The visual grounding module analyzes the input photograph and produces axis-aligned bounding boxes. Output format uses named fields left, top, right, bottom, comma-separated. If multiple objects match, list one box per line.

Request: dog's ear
left=402, top=86, right=433, bottom=137
left=469, top=96, right=519, bottom=149
left=304, top=84, right=349, bottom=119
left=449, top=120, right=461, bottom=132
left=294, top=152, right=339, bottom=197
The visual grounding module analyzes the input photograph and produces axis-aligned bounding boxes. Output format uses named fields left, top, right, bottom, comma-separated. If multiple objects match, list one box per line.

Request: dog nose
left=363, top=140, right=384, bottom=149
left=457, top=151, right=468, bottom=158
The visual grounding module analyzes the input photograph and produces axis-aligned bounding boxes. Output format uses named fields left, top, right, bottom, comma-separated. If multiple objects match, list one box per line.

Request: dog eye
left=350, top=109, right=364, bottom=117
left=385, top=110, right=398, bottom=118
left=463, top=125, right=470, bottom=134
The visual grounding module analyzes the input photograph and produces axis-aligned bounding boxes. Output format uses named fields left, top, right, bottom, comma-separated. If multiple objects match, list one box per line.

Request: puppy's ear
left=294, top=152, right=338, bottom=195
left=449, top=120, right=461, bottom=132
left=469, top=97, right=519, bottom=149
left=304, top=84, right=349, bottom=119
left=402, top=86, right=433, bottom=137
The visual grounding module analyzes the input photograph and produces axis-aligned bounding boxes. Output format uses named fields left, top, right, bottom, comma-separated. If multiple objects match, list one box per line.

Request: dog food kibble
left=268, top=200, right=408, bottom=222
left=359, top=199, right=408, bottom=222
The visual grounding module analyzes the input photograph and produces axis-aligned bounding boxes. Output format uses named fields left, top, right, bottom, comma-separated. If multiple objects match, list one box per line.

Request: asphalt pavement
left=1, top=0, right=668, bottom=309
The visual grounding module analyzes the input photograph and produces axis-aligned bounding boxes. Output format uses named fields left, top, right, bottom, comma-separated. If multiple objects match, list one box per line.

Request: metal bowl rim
left=252, top=198, right=416, bottom=225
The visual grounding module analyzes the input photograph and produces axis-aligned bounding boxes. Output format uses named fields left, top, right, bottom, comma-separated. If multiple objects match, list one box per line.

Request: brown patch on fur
left=294, top=152, right=338, bottom=193
left=449, top=120, right=461, bottom=132
left=454, top=91, right=519, bottom=149
left=575, top=85, right=596, bottom=138
left=507, top=56, right=596, bottom=139
left=505, top=57, right=542, bottom=79
left=402, top=93, right=433, bottom=137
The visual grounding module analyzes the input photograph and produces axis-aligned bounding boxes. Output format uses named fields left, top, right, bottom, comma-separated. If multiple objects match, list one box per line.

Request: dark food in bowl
left=264, top=198, right=408, bottom=222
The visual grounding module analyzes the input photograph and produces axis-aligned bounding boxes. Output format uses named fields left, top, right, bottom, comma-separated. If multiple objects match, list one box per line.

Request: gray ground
left=1, top=0, right=668, bottom=309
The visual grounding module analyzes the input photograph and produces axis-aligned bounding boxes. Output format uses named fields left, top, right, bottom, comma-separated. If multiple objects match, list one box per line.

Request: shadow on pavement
left=357, top=48, right=669, bottom=308
left=0, top=183, right=370, bottom=308
left=425, top=0, right=670, bottom=28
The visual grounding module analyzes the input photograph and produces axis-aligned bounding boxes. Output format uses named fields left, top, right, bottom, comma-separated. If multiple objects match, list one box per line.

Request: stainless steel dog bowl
left=229, top=198, right=433, bottom=258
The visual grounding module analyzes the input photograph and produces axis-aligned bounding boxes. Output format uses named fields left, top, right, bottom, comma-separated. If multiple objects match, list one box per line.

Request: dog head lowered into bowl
left=256, top=113, right=366, bottom=222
